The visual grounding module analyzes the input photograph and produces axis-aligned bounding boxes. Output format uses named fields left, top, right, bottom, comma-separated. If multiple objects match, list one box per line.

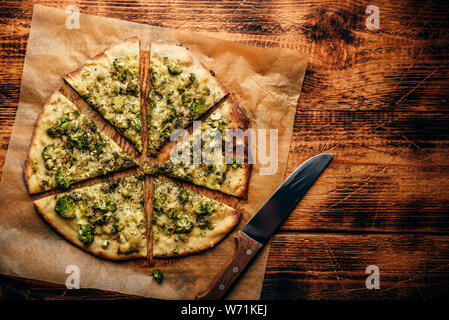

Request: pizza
left=33, top=174, right=146, bottom=260
left=147, top=41, right=228, bottom=156
left=152, top=177, right=241, bottom=257
left=24, top=91, right=137, bottom=194
left=63, top=37, right=143, bottom=152
left=157, top=98, right=251, bottom=198
left=26, top=38, right=251, bottom=262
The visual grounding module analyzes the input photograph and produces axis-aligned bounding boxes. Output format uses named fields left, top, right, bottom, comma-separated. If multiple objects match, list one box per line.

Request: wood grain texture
left=1, top=0, right=449, bottom=300
left=262, top=233, right=449, bottom=299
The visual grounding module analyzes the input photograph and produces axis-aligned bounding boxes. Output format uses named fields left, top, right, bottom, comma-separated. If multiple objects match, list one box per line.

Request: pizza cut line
left=25, top=38, right=252, bottom=261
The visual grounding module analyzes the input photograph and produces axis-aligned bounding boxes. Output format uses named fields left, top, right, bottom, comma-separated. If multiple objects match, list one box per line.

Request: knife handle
left=195, top=230, right=263, bottom=300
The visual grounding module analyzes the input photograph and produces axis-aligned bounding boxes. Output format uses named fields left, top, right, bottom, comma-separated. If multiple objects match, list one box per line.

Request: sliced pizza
left=156, top=98, right=251, bottom=198
left=152, top=177, right=241, bottom=257
left=33, top=174, right=146, bottom=260
left=147, top=41, right=228, bottom=156
left=24, top=91, right=137, bottom=194
left=63, top=37, right=143, bottom=152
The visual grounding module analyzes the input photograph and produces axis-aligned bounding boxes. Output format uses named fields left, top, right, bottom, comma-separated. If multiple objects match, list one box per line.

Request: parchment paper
left=0, top=5, right=308, bottom=299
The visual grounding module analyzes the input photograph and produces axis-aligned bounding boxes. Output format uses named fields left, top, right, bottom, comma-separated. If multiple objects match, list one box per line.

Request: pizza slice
left=33, top=174, right=146, bottom=260
left=156, top=98, right=251, bottom=198
left=152, top=177, right=241, bottom=257
left=24, top=91, right=137, bottom=194
left=147, top=41, right=228, bottom=156
left=63, top=37, right=143, bottom=152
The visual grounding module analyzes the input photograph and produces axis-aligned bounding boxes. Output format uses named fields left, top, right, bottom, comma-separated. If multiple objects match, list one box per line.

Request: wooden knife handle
left=195, top=230, right=263, bottom=300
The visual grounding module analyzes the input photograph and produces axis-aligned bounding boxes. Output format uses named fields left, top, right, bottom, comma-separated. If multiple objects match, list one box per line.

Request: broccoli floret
left=196, top=203, right=213, bottom=230
left=113, top=58, right=124, bottom=70
left=79, top=225, right=95, bottom=246
left=174, top=216, right=194, bottom=234
left=190, top=101, right=206, bottom=119
left=178, top=188, right=189, bottom=203
left=152, top=269, right=164, bottom=284
left=153, top=198, right=161, bottom=211
left=69, top=128, right=89, bottom=150
left=85, top=120, right=97, bottom=133
left=167, top=65, right=182, bottom=75
left=41, top=145, right=55, bottom=170
left=46, top=125, right=65, bottom=138
left=95, top=196, right=116, bottom=212
left=199, top=203, right=211, bottom=215
left=126, top=82, right=139, bottom=96
left=46, top=113, right=77, bottom=138
left=55, top=196, right=76, bottom=219
left=55, top=169, right=71, bottom=190
left=116, top=71, right=127, bottom=82
left=181, top=92, right=189, bottom=105
left=112, top=221, right=120, bottom=233
left=113, top=58, right=127, bottom=82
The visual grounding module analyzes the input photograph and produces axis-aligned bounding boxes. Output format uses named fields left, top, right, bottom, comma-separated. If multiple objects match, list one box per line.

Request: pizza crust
left=24, top=91, right=63, bottom=194
left=221, top=97, right=252, bottom=199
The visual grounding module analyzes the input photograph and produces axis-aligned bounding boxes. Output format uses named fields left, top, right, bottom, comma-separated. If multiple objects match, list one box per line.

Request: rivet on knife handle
left=195, top=230, right=262, bottom=300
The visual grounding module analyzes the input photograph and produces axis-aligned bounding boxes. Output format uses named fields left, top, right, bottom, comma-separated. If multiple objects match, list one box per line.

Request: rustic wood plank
left=281, top=110, right=449, bottom=233
left=0, top=274, right=144, bottom=300
left=3, top=232, right=449, bottom=300
left=1, top=0, right=449, bottom=300
left=262, top=233, right=449, bottom=299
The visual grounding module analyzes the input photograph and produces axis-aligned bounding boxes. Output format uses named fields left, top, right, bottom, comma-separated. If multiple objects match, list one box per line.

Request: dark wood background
left=1, top=0, right=449, bottom=300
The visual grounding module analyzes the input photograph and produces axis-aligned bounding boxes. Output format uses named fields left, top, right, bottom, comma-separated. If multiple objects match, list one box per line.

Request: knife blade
left=196, top=153, right=333, bottom=299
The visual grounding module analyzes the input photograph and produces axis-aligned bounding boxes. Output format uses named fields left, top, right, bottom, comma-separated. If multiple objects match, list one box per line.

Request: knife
left=195, top=153, right=334, bottom=300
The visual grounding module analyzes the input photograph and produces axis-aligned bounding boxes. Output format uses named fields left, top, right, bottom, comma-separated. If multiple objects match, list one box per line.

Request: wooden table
left=1, top=0, right=449, bottom=300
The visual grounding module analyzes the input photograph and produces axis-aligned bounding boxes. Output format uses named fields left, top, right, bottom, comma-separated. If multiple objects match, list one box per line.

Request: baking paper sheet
left=0, top=5, right=308, bottom=299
